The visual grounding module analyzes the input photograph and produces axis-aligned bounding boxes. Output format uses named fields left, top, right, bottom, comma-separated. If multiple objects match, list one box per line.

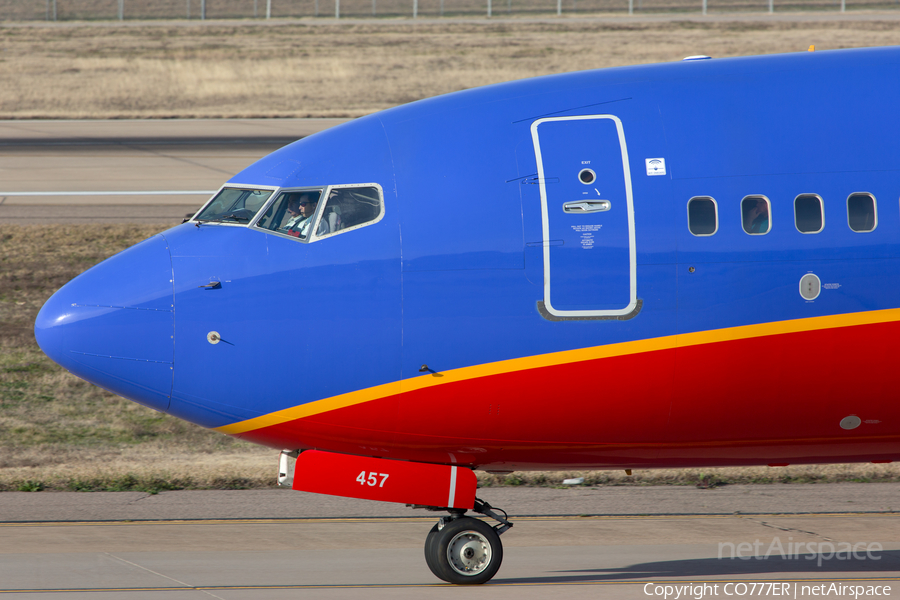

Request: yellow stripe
left=216, top=308, right=900, bottom=435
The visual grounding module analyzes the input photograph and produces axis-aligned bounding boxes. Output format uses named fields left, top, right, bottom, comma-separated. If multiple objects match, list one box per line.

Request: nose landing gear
left=421, top=498, right=513, bottom=584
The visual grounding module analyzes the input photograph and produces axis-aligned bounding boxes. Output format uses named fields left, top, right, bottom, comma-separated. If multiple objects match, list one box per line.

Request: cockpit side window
left=313, top=185, right=384, bottom=240
left=194, top=188, right=274, bottom=224
left=255, top=189, right=325, bottom=240
left=253, top=184, right=383, bottom=243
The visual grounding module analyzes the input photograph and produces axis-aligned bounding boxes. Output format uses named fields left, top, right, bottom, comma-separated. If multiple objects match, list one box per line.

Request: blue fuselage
left=36, top=47, right=900, bottom=470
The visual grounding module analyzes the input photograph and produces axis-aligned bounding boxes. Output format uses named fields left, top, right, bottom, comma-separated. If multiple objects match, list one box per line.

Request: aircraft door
left=531, top=115, right=637, bottom=319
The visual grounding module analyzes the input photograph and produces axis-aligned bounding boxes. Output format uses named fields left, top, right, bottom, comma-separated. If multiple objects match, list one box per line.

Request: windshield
left=255, top=189, right=325, bottom=240
left=195, top=188, right=274, bottom=224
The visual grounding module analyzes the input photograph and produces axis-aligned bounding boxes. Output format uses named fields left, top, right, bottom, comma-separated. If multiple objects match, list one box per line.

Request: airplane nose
left=34, top=234, right=175, bottom=412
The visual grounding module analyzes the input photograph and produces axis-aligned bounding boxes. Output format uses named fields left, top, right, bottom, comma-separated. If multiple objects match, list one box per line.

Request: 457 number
left=356, top=471, right=389, bottom=487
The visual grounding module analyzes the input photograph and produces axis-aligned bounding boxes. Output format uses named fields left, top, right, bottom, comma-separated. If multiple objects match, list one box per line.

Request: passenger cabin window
left=794, top=194, right=824, bottom=234
left=687, top=197, right=717, bottom=236
left=847, top=193, right=877, bottom=232
left=194, top=188, right=273, bottom=224
left=741, top=196, right=771, bottom=235
left=317, top=185, right=383, bottom=238
left=255, top=189, right=325, bottom=240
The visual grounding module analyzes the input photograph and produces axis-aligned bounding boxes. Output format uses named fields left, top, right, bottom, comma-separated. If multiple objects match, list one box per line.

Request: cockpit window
left=253, top=184, right=384, bottom=242
left=195, top=188, right=273, bottom=224
left=316, top=185, right=383, bottom=239
left=255, top=189, right=325, bottom=240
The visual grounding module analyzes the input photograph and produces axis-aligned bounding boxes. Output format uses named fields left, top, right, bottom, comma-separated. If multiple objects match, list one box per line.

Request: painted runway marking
left=104, top=553, right=227, bottom=599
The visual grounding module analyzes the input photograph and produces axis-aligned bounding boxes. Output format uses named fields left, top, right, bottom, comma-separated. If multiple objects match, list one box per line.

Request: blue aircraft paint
left=160, top=203, right=402, bottom=428
left=34, top=47, right=900, bottom=431
left=35, top=234, right=175, bottom=412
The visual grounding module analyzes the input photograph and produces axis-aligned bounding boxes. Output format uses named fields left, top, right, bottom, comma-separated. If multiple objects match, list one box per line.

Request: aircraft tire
left=425, top=516, right=503, bottom=585
left=423, top=523, right=443, bottom=579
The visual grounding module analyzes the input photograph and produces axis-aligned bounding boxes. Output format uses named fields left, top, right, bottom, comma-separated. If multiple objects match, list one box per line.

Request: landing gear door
left=531, top=115, right=637, bottom=319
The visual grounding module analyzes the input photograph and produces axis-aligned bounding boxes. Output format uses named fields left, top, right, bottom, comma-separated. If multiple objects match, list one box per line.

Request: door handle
left=563, top=200, right=610, bottom=213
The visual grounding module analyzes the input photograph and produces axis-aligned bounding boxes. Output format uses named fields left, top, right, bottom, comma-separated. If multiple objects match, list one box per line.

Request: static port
left=579, top=169, right=596, bottom=185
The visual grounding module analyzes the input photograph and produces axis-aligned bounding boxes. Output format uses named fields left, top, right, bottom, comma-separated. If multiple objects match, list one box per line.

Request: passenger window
left=741, top=196, right=771, bottom=235
left=847, top=193, right=877, bottom=232
left=687, top=197, right=717, bottom=236
left=255, top=189, right=324, bottom=240
left=794, top=194, right=823, bottom=234
left=317, top=185, right=384, bottom=238
left=194, top=188, right=274, bottom=224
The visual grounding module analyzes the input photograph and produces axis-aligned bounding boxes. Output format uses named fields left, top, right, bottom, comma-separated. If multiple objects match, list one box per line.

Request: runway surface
left=0, top=119, right=349, bottom=224
left=1, top=485, right=899, bottom=599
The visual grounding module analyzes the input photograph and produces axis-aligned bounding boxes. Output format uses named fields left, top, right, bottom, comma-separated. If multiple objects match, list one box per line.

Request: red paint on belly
left=237, top=320, right=900, bottom=470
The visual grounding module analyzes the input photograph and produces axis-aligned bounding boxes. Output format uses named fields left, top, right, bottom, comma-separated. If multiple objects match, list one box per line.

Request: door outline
left=530, top=114, right=637, bottom=319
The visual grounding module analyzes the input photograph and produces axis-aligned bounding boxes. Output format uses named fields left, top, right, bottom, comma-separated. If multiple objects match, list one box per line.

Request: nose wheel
left=422, top=499, right=512, bottom=585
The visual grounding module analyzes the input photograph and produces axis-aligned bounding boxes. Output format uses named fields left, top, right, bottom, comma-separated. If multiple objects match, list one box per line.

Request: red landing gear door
left=293, top=450, right=476, bottom=509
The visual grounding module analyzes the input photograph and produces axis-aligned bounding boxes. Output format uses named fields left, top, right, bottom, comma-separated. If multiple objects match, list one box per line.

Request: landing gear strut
left=421, top=498, right=513, bottom=584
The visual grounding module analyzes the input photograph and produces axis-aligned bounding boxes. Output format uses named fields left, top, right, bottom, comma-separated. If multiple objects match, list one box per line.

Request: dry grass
left=480, top=463, right=900, bottom=489
left=0, top=448, right=275, bottom=492
left=4, top=459, right=900, bottom=493
left=1, top=225, right=164, bottom=345
left=0, top=224, right=271, bottom=492
left=4, top=225, right=900, bottom=491
left=1, top=19, right=899, bottom=118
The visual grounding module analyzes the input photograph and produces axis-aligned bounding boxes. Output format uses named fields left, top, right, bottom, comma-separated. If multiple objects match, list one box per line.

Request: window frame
left=191, top=184, right=280, bottom=227
left=741, top=195, right=772, bottom=236
left=793, top=193, right=825, bottom=234
left=686, top=196, right=718, bottom=237
left=250, top=186, right=327, bottom=242
left=309, top=183, right=386, bottom=242
left=846, top=192, right=878, bottom=233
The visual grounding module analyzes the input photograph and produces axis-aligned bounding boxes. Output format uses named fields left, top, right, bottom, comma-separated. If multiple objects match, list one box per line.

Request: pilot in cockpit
left=281, top=192, right=326, bottom=238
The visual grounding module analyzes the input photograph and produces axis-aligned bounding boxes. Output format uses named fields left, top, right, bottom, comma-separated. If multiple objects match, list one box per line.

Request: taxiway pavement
left=1, top=485, right=899, bottom=599
left=0, top=119, right=349, bottom=224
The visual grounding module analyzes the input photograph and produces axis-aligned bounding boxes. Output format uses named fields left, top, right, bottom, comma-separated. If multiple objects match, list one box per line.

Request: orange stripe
left=215, top=308, right=900, bottom=435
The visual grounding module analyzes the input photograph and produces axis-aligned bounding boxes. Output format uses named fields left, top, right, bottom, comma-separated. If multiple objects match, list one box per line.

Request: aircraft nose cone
left=34, top=234, right=175, bottom=412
